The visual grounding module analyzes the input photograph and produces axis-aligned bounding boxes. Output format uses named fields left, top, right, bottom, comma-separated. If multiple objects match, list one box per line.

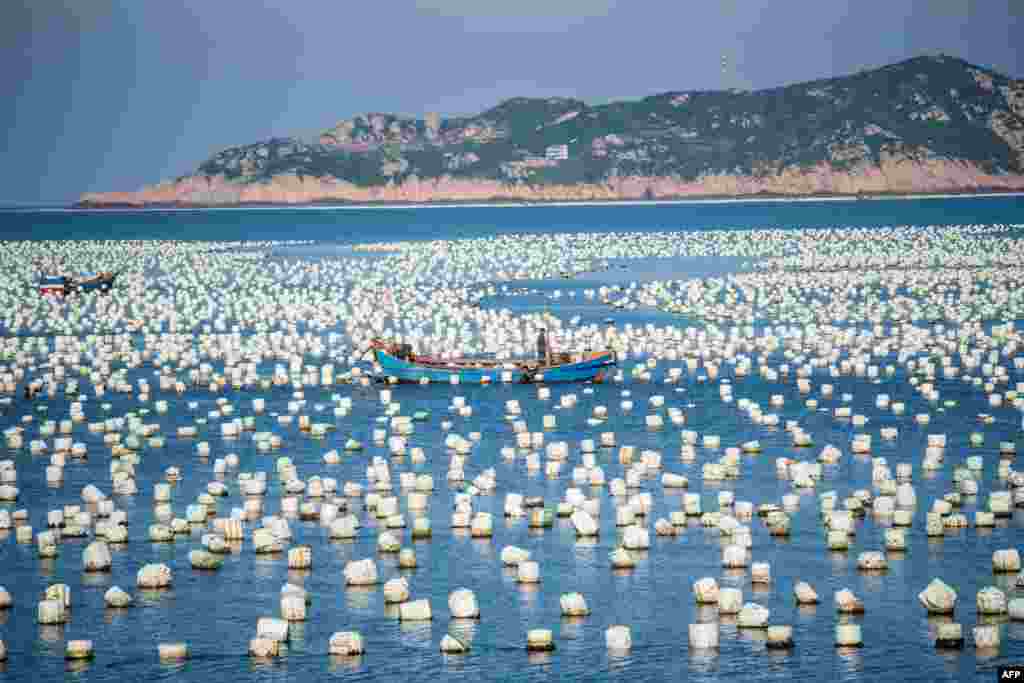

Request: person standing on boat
left=537, top=329, right=549, bottom=366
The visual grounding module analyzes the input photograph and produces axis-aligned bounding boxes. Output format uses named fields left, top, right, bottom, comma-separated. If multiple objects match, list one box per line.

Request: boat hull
left=373, top=350, right=615, bottom=384
left=38, top=275, right=69, bottom=296
left=37, top=273, right=115, bottom=296
left=75, top=272, right=116, bottom=293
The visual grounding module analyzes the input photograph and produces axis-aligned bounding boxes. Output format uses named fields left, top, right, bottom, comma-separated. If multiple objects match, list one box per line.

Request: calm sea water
left=1, top=196, right=1024, bottom=683
left=3, top=195, right=1024, bottom=243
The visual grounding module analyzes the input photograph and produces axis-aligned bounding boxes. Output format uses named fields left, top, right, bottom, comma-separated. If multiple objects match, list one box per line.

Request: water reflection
left=559, top=616, right=586, bottom=640
left=721, top=568, right=745, bottom=583
left=695, top=606, right=718, bottom=623
left=81, top=571, right=112, bottom=588
left=687, top=648, right=719, bottom=674
left=836, top=646, right=864, bottom=671
left=449, top=619, right=478, bottom=645
left=442, top=652, right=469, bottom=670
left=518, top=583, right=540, bottom=607
left=104, top=607, right=130, bottom=623
left=861, top=573, right=885, bottom=593
left=1006, top=622, right=1024, bottom=641
left=607, top=650, right=632, bottom=671
left=399, top=620, right=433, bottom=647
left=471, top=538, right=494, bottom=559
left=737, top=626, right=767, bottom=643
left=975, top=646, right=1000, bottom=662
left=158, top=660, right=190, bottom=675
left=254, top=557, right=282, bottom=577
left=65, top=660, right=92, bottom=674
left=526, top=651, right=554, bottom=667
left=287, top=569, right=310, bottom=584
left=288, top=622, right=306, bottom=649
left=766, top=649, right=794, bottom=666
left=329, top=538, right=355, bottom=553
left=829, top=552, right=849, bottom=573
left=139, top=588, right=172, bottom=605
left=248, top=658, right=284, bottom=673
left=992, top=574, right=1016, bottom=592
left=344, top=586, right=375, bottom=611
left=978, top=614, right=1008, bottom=626
left=38, top=626, right=64, bottom=643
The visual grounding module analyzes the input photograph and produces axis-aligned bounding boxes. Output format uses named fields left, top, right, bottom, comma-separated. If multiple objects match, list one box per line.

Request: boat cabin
left=39, top=275, right=69, bottom=297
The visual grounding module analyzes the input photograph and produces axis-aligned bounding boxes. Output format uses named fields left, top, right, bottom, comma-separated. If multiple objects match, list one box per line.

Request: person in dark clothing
left=537, top=329, right=548, bottom=366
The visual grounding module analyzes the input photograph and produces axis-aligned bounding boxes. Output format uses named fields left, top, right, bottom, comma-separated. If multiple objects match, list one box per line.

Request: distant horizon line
left=5, top=190, right=1024, bottom=214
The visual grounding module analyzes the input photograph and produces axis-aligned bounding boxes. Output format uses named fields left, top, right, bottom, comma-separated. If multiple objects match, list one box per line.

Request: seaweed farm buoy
left=65, top=640, right=95, bottom=660
left=526, top=629, right=555, bottom=651
left=440, top=631, right=470, bottom=654
left=689, top=623, right=719, bottom=649
left=835, top=624, right=862, bottom=647
left=935, top=623, right=964, bottom=649
left=158, top=643, right=190, bottom=661
left=449, top=588, right=480, bottom=619
left=605, top=625, right=632, bottom=651
left=766, top=625, right=794, bottom=649
left=329, top=631, right=364, bottom=655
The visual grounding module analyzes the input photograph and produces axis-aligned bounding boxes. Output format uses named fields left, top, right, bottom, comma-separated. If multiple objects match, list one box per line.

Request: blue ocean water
left=1, top=196, right=1023, bottom=683
left=3, top=195, right=1023, bottom=243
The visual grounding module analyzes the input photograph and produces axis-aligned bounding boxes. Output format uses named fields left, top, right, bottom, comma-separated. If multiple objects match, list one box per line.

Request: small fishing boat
left=73, top=271, right=117, bottom=294
left=37, top=271, right=116, bottom=297
left=38, top=275, right=70, bottom=297
left=368, top=339, right=616, bottom=384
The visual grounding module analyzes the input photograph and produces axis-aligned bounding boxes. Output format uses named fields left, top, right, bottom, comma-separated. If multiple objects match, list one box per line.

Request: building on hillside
left=545, top=144, right=569, bottom=161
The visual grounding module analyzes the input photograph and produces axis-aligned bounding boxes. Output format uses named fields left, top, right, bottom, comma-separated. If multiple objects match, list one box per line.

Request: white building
left=545, top=144, right=569, bottom=161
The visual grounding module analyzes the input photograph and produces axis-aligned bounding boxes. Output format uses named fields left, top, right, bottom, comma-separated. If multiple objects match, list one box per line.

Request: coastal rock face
left=79, top=56, right=1024, bottom=207
left=79, top=158, right=1024, bottom=207
left=991, top=111, right=1024, bottom=168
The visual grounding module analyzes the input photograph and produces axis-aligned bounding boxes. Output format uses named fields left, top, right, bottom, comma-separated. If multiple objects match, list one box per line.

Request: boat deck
left=372, top=347, right=614, bottom=384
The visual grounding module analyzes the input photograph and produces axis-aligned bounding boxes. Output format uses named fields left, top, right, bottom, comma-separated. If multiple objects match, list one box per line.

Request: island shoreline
left=63, top=188, right=1024, bottom=212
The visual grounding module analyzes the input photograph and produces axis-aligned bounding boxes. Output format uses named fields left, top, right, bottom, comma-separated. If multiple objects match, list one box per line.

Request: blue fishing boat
left=38, top=275, right=70, bottom=297
left=369, top=340, right=616, bottom=384
left=36, top=271, right=116, bottom=297
left=73, top=271, right=116, bottom=294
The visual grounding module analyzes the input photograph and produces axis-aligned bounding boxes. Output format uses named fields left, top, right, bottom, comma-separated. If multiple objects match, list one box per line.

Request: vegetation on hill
left=80, top=55, right=1024, bottom=205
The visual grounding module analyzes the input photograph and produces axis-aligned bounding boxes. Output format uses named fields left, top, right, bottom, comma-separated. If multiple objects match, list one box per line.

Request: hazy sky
left=2, top=0, right=1021, bottom=203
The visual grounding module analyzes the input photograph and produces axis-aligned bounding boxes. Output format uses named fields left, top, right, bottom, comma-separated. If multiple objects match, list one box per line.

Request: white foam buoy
left=449, top=588, right=480, bottom=619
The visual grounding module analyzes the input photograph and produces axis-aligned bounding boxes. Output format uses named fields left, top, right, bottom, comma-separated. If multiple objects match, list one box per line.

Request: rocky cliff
left=80, top=55, right=1024, bottom=206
